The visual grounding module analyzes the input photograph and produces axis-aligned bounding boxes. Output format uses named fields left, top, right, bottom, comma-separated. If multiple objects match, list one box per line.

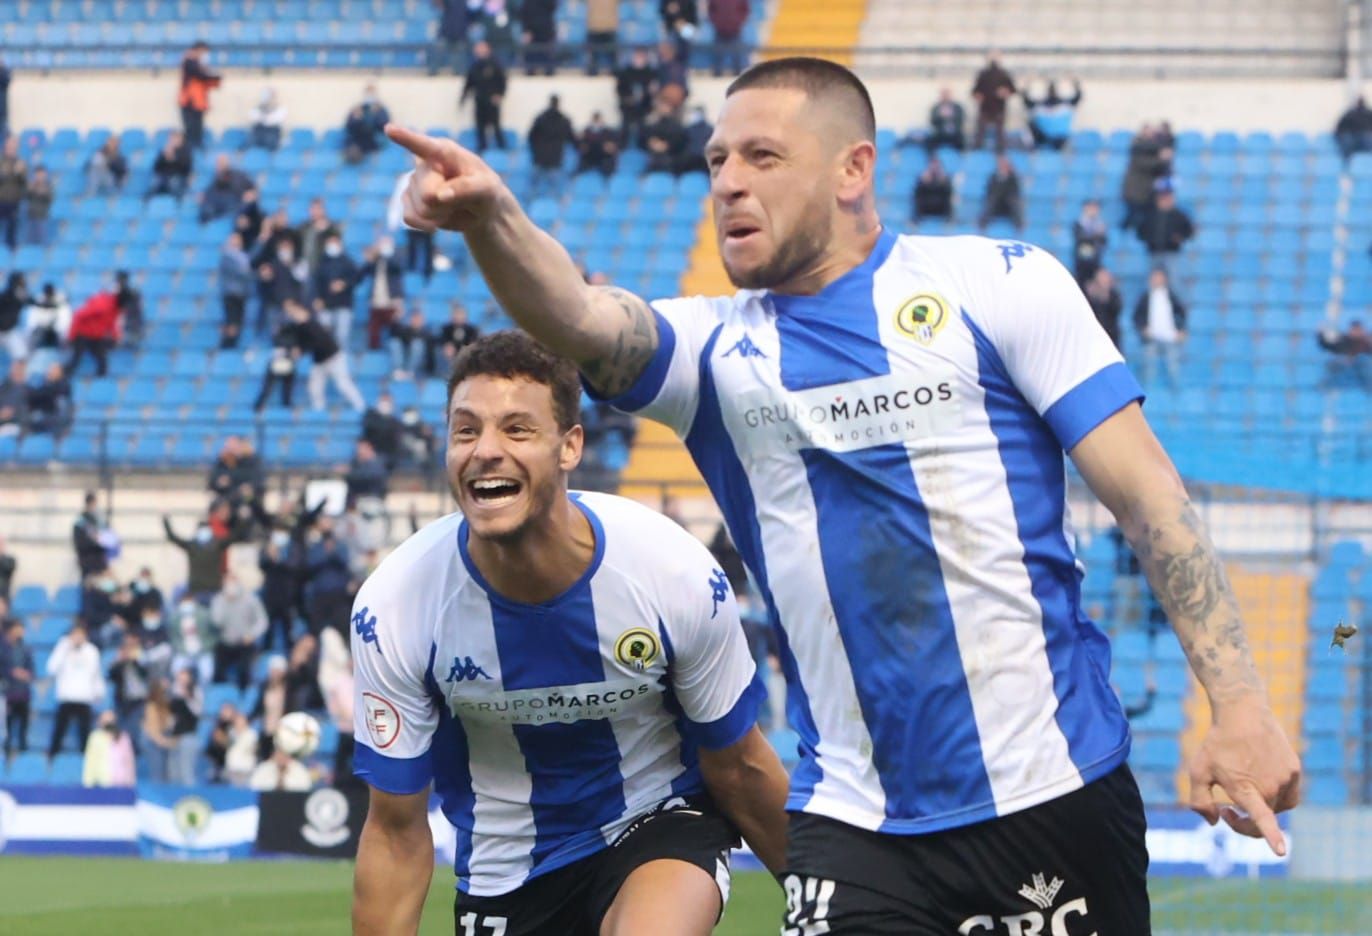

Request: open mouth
left=724, top=223, right=761, bottom=243
left=466, top=478, right=523, bottom=507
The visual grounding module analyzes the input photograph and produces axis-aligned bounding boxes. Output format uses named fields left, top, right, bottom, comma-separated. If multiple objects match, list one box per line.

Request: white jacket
left=46, top=637, right=106, bottom=705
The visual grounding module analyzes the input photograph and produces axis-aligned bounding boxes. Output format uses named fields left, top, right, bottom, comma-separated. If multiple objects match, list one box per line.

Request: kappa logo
left=722, top=333, right=767, bottom=359
left=998, top=241, right=1035, bottom=274
left=446, top=656, right=493, bottom=683
left=708, top=568, right=730, bottom=618
left=957, top=872, right=1095, bottom=935
left=352, top=606, right=382, bottom=656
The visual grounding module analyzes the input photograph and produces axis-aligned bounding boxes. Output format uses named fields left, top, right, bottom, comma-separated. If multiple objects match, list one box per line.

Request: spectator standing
left=345, top=439, right=390, bottom=502
left=142, top=678, right=175, bottom=782
left=642, top=96, right=686, bottom=175
left=1133, top=266, right=1188, bottom=388
left=0, top=536, right=13, bottom=600
left=1317, top=320, right=1372, bottom=389
left=576, top=111, right=619, bottom=176
left=86, top=135, right=128, bottom=195
left=359, top=237, right=406, bottom=351
left=46, top=624, right=105, bottom=762
left=438, top=301, right=480, bottom=364
left=361, top=391, right=427, bottom=468
left=168, top=597, right=215, bottom=686
left=2, top=618, right=34, bottom=760
left=978, top=154, right=1024, bottom=230
left=108, top=632, right=150, bottom=750
left=304, top=528, right=354, bottom=637
left=211, top=573, right=268, bottom=691
left=462, top=41, right=509, bottom=153
left=911, top=155, right=953, bottom=222
left=283, top=301, right=366, bottom=412
left=285, top=632, right=324, bottom=711
left=971, top=51, right=1015, bottom=151
left=82, top=710, right=136, bottom=788
left=655, top=40, right=689, bottom=100
left=585, top=0, right=619, bottom=76
left=707, top=0, right=751, bottom=76
left=178, top=41, right=221, bottom=149
left=260, top=519, right=308, bottom=652
left=388, top=309, right=434, bottom=379
left=615, top=49, right=657, bottom=148
left=66, top=284, right=123, bottom=378
left=313, top=231, right=361, bottom=350
left=528, top=95, right=576, bottom=200
left=114, top=270, right=144, bottom=351
left=519, top=0, right=558, bottom=76
left=163, top=515, right=231, bottom=602
left=1083, top=267, right=1124, bottom=350
left=219, top=232, right=253, bottom=349
left=248, top=88, right=287, bottom=151
left=925, top=87, right=966, bottom=151
left=1023, top=78, right=1081, bottom=150
left=24, top=166, right=53, bottom=245
left=1121, top=124, right=1171, bottom=232
left=1136, top=186, right=1194, bottom=273
left=0, top=272, right=26, bottom=363
left=23, top=283, right=71, bottom=374
left=198, top=154, right=254, bottom=223
left=296, top=198, right=341, bottom=281
left=145, top=131, right=193, bottom=201
left=167, top=667, right=203, bottom=785
left=252, top=323, right=300, bottom=412
left=73, top=492, right=109, bottom=576
left=342, top=84, right=391, bottom=164
left=0, top=138, right=27, bottom=250
left=431, top=0, right=472, bottom=75
left=234, top=186, right=264, bottom=247
left=1335, top=96, right=1372, bottom=161
left=255, top=232, right=307, bottom=338
left=660, top=0, right=698, bottom=65
left=26, top=362, right=73, bottom=436
left=1072, top=198, right=1108, bottom=283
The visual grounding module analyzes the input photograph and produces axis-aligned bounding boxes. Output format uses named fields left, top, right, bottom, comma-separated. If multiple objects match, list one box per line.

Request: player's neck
left=467, top=496, right=596, bottom=604
left=770, top=222, right=883, bottom=296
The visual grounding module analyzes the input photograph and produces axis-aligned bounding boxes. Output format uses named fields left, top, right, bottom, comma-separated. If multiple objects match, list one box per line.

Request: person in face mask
left=359, top=234, right=407, bottom=350
left=82, top=707, right=135, bottom=787
left=163, top=513, right=233, bottom=605
left=210, top=572, right=268, bottom=692
left=312, top=233, right=359, bottom=350
left=254, top=223, right=306, bottom=337
left=343, top=83, right=391, bottom=163
left=108, top=632, right=150, bottom=750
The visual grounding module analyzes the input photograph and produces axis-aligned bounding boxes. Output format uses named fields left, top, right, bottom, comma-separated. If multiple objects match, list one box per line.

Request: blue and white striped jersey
left=598, top=230, right=1142, bottom=834
left=351, top=491, right=762, bottom=896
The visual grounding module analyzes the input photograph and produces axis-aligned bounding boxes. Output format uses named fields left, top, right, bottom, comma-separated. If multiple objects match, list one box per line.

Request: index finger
left=1227, top=788, right=1287, bottom=857
left=385, top=124, right=448, bottom=164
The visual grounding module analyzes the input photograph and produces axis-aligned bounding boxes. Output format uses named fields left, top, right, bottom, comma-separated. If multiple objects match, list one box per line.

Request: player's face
left=446, top=375, right=583, bottom=542
left=706, top=87, right=836, bottom=290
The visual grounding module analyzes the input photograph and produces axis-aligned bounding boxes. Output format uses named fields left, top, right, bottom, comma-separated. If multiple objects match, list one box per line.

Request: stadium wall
left=6, top=72, right=1359, bottom=136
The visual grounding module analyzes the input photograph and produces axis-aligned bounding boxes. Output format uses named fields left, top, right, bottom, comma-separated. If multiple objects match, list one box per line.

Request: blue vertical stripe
left=655, top=620, right=705, bottom=797
left=424, top=643, right=477, bottom=885
left=963, top=311, right=1131, bottom=776
left=772, top=238, right=995, bottom=824
left=682, top=325, right=824, bottom=806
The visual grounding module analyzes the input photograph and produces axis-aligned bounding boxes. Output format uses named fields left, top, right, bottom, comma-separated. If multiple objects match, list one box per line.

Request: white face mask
left=195, top=527, right=214, bottom=544
left=277, top=250, right=295, bottom=264
left=271, top=531, right=290, bottom=549
left=378, top=243, right=394, bottom=258
left=324, top=243, right=342, bottom=258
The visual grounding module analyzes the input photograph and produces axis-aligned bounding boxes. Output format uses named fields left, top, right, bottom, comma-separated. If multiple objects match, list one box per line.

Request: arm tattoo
left=579, top=286, right=659, bottom=398
left=1130, top=499, right=1263, bottom=699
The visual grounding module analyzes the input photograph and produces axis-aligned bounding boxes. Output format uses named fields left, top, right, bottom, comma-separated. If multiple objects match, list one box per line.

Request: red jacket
left=69, top=292, right=123, bottom=342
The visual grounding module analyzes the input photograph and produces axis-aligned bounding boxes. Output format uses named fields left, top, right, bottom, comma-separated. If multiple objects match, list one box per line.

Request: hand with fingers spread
left=384, top=124, right=509, bottom=235
left=1188, top=694, right=1301, bottom=856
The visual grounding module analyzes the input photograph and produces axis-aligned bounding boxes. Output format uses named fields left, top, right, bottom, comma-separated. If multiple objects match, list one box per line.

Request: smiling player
left=350, top=331, right=789, bottom=936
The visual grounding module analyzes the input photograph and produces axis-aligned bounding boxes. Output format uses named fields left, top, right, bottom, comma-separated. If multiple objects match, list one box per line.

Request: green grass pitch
left=0, top=858, right=1367, bottom=934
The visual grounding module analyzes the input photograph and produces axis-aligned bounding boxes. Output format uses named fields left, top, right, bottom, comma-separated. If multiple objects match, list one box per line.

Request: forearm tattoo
left=580, top=287, right=659, bottom=399
left=1130, top=499, right=1263, bottom=698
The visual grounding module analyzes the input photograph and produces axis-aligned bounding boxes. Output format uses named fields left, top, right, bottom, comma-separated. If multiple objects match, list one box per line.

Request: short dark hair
left=726, top=57, right=876, bottom=141
left=445, top=331, right=582, bottom=432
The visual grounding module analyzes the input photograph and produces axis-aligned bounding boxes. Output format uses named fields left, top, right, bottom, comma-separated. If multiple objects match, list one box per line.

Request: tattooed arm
left=1071, top=402, right=1300, bottom=854
left=384, top=126, right=659, bottom=398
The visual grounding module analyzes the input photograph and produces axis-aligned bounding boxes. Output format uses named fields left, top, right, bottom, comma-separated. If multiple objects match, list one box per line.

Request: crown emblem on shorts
left=1017, top=873, right=1064, bottom=910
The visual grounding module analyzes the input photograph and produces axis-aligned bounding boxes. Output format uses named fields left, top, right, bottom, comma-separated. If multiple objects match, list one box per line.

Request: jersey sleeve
left=584, top=295, right=727, bottom=437
left=962, top=241, right=1144, bottom=452
left=350, top=580, right=439, bottom=796
left=659, top=532, right=764, bottom=751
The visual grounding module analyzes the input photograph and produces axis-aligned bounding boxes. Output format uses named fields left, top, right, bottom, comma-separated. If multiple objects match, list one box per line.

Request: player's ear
left=837, top=139, right=876, bottom=201
left=559, top=423, right=584, bottom=472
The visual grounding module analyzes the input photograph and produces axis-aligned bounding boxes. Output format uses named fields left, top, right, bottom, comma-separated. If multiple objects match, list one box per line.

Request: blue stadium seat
left=11, top=585, right=48, bottom=616
left=51, top=585, right=82, bottom=615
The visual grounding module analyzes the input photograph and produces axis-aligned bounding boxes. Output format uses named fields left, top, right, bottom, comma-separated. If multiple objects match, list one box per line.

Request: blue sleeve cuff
left=580, top=308, right=676, bottom=413
left=686, top=671, right=765, bottom=751
left=354, top=742, right=433, bottom=795
left=1043, top=362, right=1145, bottom=452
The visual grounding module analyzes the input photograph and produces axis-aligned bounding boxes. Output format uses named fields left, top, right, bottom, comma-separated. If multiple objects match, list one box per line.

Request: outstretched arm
left=385, top=125, right=659, bottom=398
left=1071, top=403, right=1300, bottom=854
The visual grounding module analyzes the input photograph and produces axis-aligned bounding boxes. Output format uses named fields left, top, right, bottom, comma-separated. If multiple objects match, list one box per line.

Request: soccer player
left=350, top=332, right=789, bottom=935
left=386, top=59, right=1301, bottom=933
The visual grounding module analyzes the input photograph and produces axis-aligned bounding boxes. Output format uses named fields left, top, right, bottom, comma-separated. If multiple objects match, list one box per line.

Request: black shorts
left=453, top=796, right=739, bottom=936
left=781, top=763, right=1151, bottom=935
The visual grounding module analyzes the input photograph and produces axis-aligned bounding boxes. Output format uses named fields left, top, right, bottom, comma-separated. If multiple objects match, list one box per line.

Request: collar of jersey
left=456, top=493, right=607, bottom=611
left=767, top=226, right=896, bottom=313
